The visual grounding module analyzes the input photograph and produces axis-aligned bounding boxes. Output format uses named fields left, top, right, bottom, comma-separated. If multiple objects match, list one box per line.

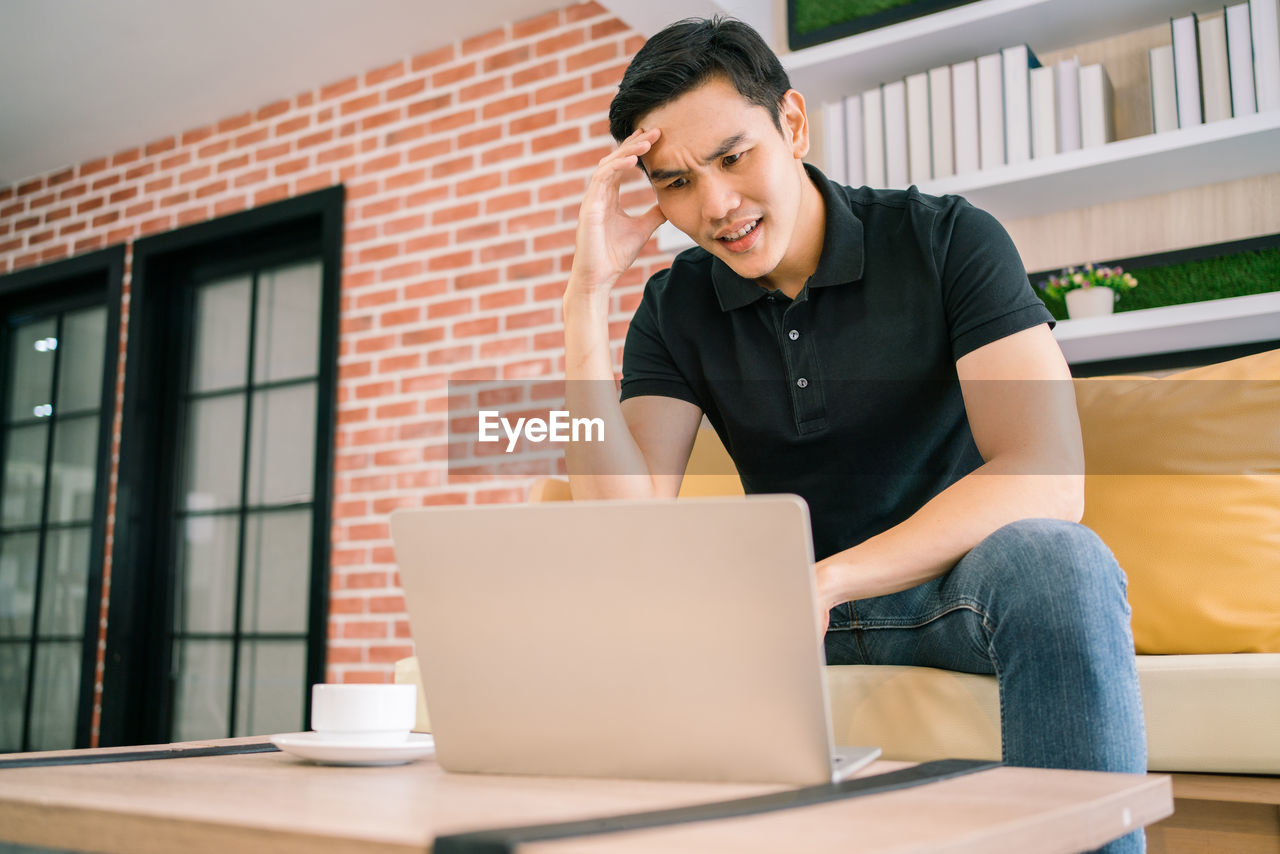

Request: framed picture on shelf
left=787, top=0, right=983, bottom=50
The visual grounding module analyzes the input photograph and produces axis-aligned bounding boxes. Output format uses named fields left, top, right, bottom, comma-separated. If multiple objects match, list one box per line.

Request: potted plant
left=1037, top=263, right=1138, bottom=319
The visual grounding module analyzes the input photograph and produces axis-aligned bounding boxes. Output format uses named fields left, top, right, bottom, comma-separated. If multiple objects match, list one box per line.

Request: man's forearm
left=815, top=460, right=1084, bottom=608
left=562, top=289, right=657, bottom=499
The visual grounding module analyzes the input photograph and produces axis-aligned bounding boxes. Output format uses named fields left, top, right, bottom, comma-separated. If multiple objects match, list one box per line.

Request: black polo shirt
left=620, top=165, right=1055, bottom=563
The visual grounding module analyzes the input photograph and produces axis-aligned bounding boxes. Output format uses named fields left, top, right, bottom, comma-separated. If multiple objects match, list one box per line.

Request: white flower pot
left=1065, top=287, right=1116, bottom=319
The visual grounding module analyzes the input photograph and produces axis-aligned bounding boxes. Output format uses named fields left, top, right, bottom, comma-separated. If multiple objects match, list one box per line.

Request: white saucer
left=269, top=732, right=436, bottom=766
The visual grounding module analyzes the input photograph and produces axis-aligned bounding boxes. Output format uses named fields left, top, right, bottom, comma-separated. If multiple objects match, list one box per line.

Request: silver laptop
left=389, top=494, right=880, bottom=785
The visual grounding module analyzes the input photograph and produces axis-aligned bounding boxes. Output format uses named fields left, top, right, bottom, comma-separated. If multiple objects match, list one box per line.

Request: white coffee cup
left=310, top=683, right=416, bottom=744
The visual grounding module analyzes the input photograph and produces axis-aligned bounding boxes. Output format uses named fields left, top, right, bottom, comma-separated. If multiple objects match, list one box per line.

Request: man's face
left=638, top=76, right=812, bottom=285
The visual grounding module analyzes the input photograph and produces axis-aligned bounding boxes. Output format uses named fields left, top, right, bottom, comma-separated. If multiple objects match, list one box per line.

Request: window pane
left=5, top=318, right=56, bottom=422
left=39, top=527, right=91, bottom=637
left=0, top=532, right=39, bottom=637
left=254, top=261, right=321, bottom=384
left=180, top=394, right=245, bottom=511
left=176, top=514, right=239, bottom=634
left=234, top=640, right=306, bottom=737
left=241, top=510, right=311, bottom=634
left=190, top=277, right=250, bottom=393
left=172, top=639, right=231, bottom=742
left=28, top=640, right=81, bottom=750
left=0, top=642, right=29, bottom=752
left=246, top=384, right=315, bottom=505
left=56, top=306, right=108, bottom=413
left=49, top=415, right=98, bottom=524
left=2, top=424, right=48, bottom=527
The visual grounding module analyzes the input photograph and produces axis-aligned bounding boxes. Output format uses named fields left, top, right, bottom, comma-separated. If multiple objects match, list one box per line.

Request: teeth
left=721, top=220, right=758, bottom=241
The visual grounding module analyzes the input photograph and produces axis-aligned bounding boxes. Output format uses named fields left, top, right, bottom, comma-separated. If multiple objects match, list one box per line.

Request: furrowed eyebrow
left=645, top=132, right=749, bottom=183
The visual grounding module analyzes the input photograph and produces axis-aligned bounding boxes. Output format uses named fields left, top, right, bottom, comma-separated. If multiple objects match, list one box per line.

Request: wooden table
left=0, top=738, right=1172, bottom=853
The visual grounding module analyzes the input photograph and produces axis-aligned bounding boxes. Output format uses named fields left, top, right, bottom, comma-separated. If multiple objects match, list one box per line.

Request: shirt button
left=788, top=329, right=800, bottom=341
left=796, top=377, right=809, bottom=389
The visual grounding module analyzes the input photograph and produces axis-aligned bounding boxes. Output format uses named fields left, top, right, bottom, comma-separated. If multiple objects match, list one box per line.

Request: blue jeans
left=824, top=518, right=1147, bottom=854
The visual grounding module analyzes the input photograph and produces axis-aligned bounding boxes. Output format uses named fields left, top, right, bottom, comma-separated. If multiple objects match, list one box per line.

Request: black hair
left=607, top=17, right=791, bottom=143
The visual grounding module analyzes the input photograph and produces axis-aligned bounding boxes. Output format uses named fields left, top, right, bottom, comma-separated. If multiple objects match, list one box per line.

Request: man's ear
left=781, top=89, right=809, bottom=159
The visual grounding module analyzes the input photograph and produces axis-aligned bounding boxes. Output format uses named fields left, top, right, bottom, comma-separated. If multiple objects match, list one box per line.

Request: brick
left=455, top=222, right=500, bottom=243
left=462, top=26, right=505, bottom=55
left=566, top=43, right=616, bottom=73
left=378, top=259, right=424, bottom=281
left=591, top=18, right=629, bottom=39
left=428, top=297, right=473, bottom=319
left=198, top=139, right=231, bottom=159
left=340, top=92, right=380, bottom=116
left=48, top=168, right=74, bottom=187
left=108, top=186, right=138, bottom=205
left=92, top=210, right=121, bottom=228
left=145, top=136, right=176, bottom=156
left=253, top=184, right=289, bottom=206
left=276, top=115, right=310, bottom=136
left=361, top=197, right=401, bottom=218
left=513, top=9, right=561, bottom=39
left=457, top=125, right=503, bottom=150
left=482, top=93, right=529, bottom=121
left=562, top=143, right=612, bottom=171
left=179, top=165, right=212, bottom=185
left=125, top=162, right=156, bottom=181
left=386, top=78, right=426, bottom=102
left=124, top=200, right=155, bottom=218
left=39, top=245, right=69, bottom=263
left=79, top=158, right=108, bottom=177
left=428, top=109, right=475, bottom=134
left=298, top=128, right=335, bottom=150
left=365, top=60, right=404, bottom=87
left=217, top=112, right=252, bottom=134
left=74, top=235, right=105, bottom=254
left=57, top=183, right=87, bottom=200
left=538, top=177, right=586, bottom=203
left=111, top=148, right=141, bottom=167
left=480, top=239, right=526, bottom=264
left=433, top=61, right=476, bottom=87
left=591, top=61, right=629, bottom=89
left=507, top=258, right=555, bottom=280
left=233, top=167, right=268, bottom=187
left=256, top=99, right=291, bottom=121
left=535, top=27, right=586, bottom=58
left=431, top=154, right=475, bottom=179
left=484, top=44, right=530, bottom=73
left=432, top=201, right=479, bottom=225
left=376, top=354, right=421, bottom=374
left=255, top=142, right=290, bottom=162
left=274, top=156, right=309, bottom=176
left=177, top=206, right=207, bottom=227
left=532, top=127, right=581, bottom=154
left=481, top=142, right=524, bottom=166
left=460, top=77, right=505, bottom=103
left=359, top=152, right=402, bottom=175
left=321, top=76, right=359, bottom=101
left=535, top=78, right=584, bottom=105
left=160, top=190, right=190, bottom=208
left=454, top=317, right=499, bottom=337
left=57, top=220, right=85, bottom=235
left=317, top=143, right=356, bottom=166
left=426, top=249, right=473, bottom=271
left=406, top=139, right=451, bottom=163
left=384, top=168, right=426, bottom=191
left=507, top=159, right=556, bottom=185
left=411, top=44, right=454, bottom=72
left=508, top=109, right=557, bottom=135
left=403, top=232, right=449, bottom=253
left=507, top=210, right=556, bottom=232
left=485, top=189, right=530, bottom=215
left=533, top=228, right=575, bottom=251
left=91, top=173, right=120, bottom=191
left=339, top=620, right=390, bottom=639
left=383, top=213, right=424, bottom=236
left=76, top=197, right=105, bottom=215
left=566, top=1, right=607, bottom=22
left=427, top=344, right=475, bottom=366
left=357, top=242, right=399, bottom=264
left=507, top=308, right=555, bottom=330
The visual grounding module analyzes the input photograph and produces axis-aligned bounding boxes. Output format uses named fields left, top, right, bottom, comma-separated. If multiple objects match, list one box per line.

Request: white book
left=1171, top=14, right=1204, bottom=127
left=1029, top=65, right=1057, bottom=158
left=882, top=80, right=909, bottom=188
left=1056, top=56, right=1082, bottom=152
left=1200, top=15, right=1233, bottom=122
left=1226, top=2, right=1258, bottom=116
left=823, top=100, right=847, bottom=184
left=861, top=85, right=886, bottom=188
left=1251, top=0, right=1280, bottom=111
left=977, top=51, right=1005, bottom=170
left=1079, top=63, right=1115, bottom=148
left=906, top=72, right=932, bottom=183
left=1149, top=44, right=1179, bottom=133
left=928, top=65, right=955, bottom=179
left=843, top=93, right=866, bottom=187
left=1002, top=44, right=1041, bottom=164
left=951, top=60, right=980, bottom=175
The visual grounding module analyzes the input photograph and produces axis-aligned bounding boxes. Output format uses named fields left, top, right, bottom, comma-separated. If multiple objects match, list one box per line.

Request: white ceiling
left=0, top=0, right=562, bottom=185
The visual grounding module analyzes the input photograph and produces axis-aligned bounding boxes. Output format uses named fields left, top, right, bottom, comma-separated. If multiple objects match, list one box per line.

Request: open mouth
left=717, top=217, right=762, bottom=252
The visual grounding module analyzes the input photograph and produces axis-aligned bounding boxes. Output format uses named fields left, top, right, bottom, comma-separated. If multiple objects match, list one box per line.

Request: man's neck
left=760, top=170, right=825, bottom=300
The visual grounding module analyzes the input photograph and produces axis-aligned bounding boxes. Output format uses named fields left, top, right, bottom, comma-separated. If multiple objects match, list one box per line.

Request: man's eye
left=666, top=177, right=687, bottom=189
left=723, top=152, right=741, bottom=167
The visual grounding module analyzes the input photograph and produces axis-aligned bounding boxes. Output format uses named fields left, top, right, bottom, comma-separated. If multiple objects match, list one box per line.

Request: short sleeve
left=619, top=270, right=703, bottom=407
left=934, top=197, right=1055, bottom=361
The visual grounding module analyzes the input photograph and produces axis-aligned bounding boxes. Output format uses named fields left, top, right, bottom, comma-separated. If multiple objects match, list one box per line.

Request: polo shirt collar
left=711, top=163, right=865, bottom=312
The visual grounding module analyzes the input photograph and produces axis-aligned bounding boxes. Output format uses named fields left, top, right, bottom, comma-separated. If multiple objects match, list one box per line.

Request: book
left=1171, top=14, right=1204, bottom=127
left=861, top=85, right=886, bottom=188
left=906, top=72, right=932, bottom=183
left=843, top=93, right=866, bottom=187
left=1079, top=63, right=1115, bottom=148
left=823, top=100, right=847, bottom=184
left=977, top=51, right=1005, bottom=170
left=1029, top=65, right=1057, bottom=158
left=1056, top=57, right=1082, bottom=153
left=928, top=65, right=955, bottom=179
left=951, top=59, right=980, bottom=175
left=1199, top=14, right=1233, bottom=122
left=1225, top=2, right=1258, bottom=116
left=1149, top=44, right=1179, bottom=133
left=882, top=79, right=909, bottom=188
left=1252, top=0, right=1280, bottom=111
left=1002, top=44, right=1041, bottom=164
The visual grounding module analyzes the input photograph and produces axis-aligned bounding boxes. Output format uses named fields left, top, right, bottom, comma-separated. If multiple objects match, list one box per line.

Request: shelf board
left=1053, top=291, right=1280, bottom=365
left=656, top=111, right=1280, bottom=252
left=784, top=0, right=1209, bottom=104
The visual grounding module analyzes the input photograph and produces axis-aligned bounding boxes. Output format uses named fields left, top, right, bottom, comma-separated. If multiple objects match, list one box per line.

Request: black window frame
left=101, top=187, right=343, bottom=747
left=0, top=245, right=126, bottom=750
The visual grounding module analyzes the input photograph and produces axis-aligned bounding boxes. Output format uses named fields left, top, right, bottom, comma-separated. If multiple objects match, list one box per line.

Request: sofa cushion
left=827, top=654, right=1280, bottom=774
left=1073, top=348, right=1280, bottom=654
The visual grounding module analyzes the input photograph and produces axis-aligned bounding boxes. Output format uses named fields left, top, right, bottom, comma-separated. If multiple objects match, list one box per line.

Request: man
left=562, top=17, right=1146, bottom=852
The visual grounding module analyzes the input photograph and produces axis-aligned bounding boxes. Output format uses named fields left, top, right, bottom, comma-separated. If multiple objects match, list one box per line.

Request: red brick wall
left=0, top=0, right=675, bottom=729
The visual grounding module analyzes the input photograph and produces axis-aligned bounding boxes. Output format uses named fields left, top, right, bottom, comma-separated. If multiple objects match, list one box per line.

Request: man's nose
left=700, top=177, right=741, bottom=223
